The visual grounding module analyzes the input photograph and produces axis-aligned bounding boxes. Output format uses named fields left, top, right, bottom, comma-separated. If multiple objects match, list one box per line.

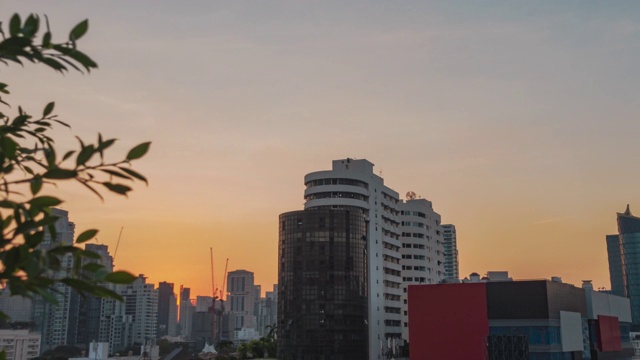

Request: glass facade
left=621, top=232, right=640, bottom=328
left=490, top=326, right=561, bottom=346
left=278, top=207, right=368, bottom=360
left=609, top=207, right=640, bottom=329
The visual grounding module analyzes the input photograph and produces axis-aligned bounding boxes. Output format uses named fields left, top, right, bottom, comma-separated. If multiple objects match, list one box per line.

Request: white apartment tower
left=32, top=208, right=79, bottom=351
left=442, top=224, right=459, bottom=281
left=399, top=198, right=445, bottom=342
left=304, top=159, right=403, bottom=359
left=121, top=275, right=158, bottom=344
left=226, top=270, right=258, bottom=342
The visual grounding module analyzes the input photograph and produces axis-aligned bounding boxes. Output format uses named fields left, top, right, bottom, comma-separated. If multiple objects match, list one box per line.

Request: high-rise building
left=157, top=282, right=176, bottom=338
left=32, top=208, right=80, bottom=352
left=399, top=198, right=445, bottom=345
left=295, top=158, right=403, bottom=359
left=256, top=285, right=277, bottom=338
left=278, top=208, right=369, bottom=359
left=76, top=244, right=114, bottom=347
left=97, top=286, right=133, bottom=354
left=179, top=286, right=194, bottom=339
left=192, top=296, right=214, bottom=350
left=226, top=270, right=258, bottom=342
left=279, top=158, right=454, bottom=359
left=0, top=291, right=32, bottom=323
left=121, top=275, right=158, bottom=344
left=441, top=224, right=459, bottom=281
left=607, top=204, right=640, bottom=329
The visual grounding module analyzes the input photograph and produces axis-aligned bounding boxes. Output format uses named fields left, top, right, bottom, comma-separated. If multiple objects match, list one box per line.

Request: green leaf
left=61, top=278, right=94, bottom=292
left=0, top=136, right=18, bottom=159
left=126, top=142, right=151, bottom=160
left=104, top=271, right=136, bottom=284
left=28, top=196, right=61, bottom=208
left=42, top=31, right=52, bottom=48
left=43, top=168, right=77, bottom=179
left=30, top=176, right=42, bottom=195
left=76, top=229, right=98, bottom=244
left=0, top=201, right=15, bottom=209
left=82, top=263, right=103, bottom=272
left=43, top=102, right=54, bottom=117
left=118, top=167, right=148, bottom=185
left=76, top=144, right=95, bottom=167
left=69, top=19, right=88, bottom=41
left=102, top=182, right=131, bottom=196
left=22, top=14, right=39, bottom=38
left=100, top=168, right=131, bottom=180
left=9, top=14, right=20, bottom=37
left=62, top=150, right=76, bottom=162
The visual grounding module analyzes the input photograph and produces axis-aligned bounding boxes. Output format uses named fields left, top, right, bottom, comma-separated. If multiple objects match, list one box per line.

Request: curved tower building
left=303, top=159, right=402, bottom=359
left=278, top=207, right=368, bottom=360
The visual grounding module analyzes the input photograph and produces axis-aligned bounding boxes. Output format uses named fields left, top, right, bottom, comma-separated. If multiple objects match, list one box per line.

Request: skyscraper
left=32, top=208, right=79, bottom=352
left=179, top=286, right=194, bottom=339
left=121, top=275, right=158, bottom=344
left=607, top=204, right=640, bottom=329
left=289, top=158, right=403, bottom=359
left=278, top=207, right=369, bottom=359
left=76, top=244, right=114, bottom=347
left=157, top=282, right=175, bottom=338
left=441, top=224, right=459, bottom=281
left=399, top=198, right=445, bottom=345
left=226, top=270, right=258, bottom=342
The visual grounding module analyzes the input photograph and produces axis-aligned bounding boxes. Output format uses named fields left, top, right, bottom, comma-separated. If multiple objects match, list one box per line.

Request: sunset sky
left=3, top=1, right=640, bottom=297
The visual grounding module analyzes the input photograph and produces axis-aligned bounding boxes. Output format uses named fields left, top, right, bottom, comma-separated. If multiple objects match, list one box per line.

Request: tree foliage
left=0, top=14, right=149, bottom=310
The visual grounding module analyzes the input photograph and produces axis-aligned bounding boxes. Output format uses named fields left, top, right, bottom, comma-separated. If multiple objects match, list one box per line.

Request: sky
left=2, top=1, right=640, bottom=297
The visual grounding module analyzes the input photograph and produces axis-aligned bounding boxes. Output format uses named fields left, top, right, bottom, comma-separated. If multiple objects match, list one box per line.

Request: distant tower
left=607, top=204, right=640, bottom=329
left=32, top=208, right=79, bottom=352
left=157, top=282, right=175, bottom=338
left=399, top=198, right=446, bottom=344
left=442, top=224, right=459, bottom=281
left=179, top=287, right=194, bottom=339
left=120, top=275, right=158, bottom=343
left=226, top=270, right=257, bottom=342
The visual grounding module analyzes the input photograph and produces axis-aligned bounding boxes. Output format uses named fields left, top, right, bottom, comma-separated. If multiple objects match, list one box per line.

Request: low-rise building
left=0, top=329, right=40, bottom=360
left=409, top=277, right=633, bottom=359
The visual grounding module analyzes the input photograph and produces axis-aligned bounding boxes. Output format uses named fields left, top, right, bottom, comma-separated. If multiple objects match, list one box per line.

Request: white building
left=120, top=275, right=158, bottom=344
left=32, top=208, right=79, bottom=351
left=304, top=158, right=403, bottom=359
left=256, top=285, right=277, bottom=337
left=226, top=270, right=257, bottom=343
left=0, top=330, right=40, bottom=360
left=442, top=224, right=459, bottom=281
left=178, top=286, right=194, bottom=339
left=98, top=285, right=134, bottom=354
left=399, top=198, right=446, bottom=342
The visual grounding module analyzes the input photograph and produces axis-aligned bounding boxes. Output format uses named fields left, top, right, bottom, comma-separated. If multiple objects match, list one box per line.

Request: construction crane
left=221, top=258, right=229, bottom=300
left=209, top=247, right=217, bottom=345
left=112, top=226, right=124, bottom=262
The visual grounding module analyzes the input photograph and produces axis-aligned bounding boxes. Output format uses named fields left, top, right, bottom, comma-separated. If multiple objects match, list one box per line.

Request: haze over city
left=3, top=1, right=639, bottom=298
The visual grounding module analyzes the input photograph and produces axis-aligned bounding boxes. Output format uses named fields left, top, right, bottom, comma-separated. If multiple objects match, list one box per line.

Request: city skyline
left=2, top=1, right=639, bottom=298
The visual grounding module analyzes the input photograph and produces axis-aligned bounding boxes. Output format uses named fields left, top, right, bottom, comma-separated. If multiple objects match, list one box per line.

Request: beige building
left=0, top=330, right=40, bottom=360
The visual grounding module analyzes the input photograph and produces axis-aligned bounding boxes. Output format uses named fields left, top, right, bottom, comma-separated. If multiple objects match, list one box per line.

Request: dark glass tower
left=607, top=204, right=640, bottom=329
left=278, top=207, right=368, bottom=360
left=157, top=282, right=175, bottom=338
